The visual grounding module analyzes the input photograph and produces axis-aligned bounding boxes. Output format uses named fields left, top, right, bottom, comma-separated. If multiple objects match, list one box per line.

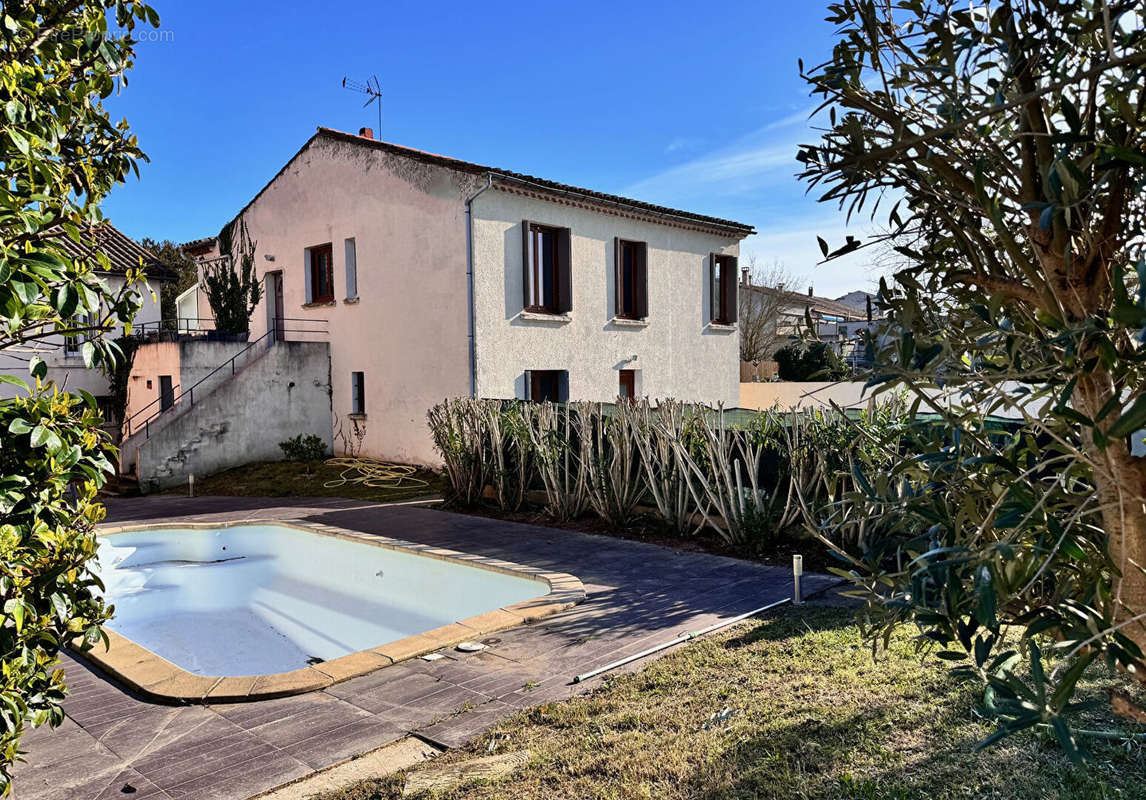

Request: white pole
left=793, top=554, right=803, bottom=605
left=188, top=473, right=195, bottom=498
left=572, top=597, right=791, bottom=684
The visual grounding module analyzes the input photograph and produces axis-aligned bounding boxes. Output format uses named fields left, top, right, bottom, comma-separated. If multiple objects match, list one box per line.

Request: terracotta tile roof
left=52, top=222, right=172, bottom=281
left=315, top=127, right=755, bottom=236
left=180, top=236, right=216, bottom=251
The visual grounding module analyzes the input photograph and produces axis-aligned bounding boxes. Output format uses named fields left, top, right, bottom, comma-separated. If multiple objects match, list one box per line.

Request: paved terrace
left=16, top=497, right=836, bottom=800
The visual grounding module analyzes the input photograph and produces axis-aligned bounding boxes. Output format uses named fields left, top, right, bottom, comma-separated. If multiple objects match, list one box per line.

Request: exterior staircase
left=118, top=325, right=333, bottom=493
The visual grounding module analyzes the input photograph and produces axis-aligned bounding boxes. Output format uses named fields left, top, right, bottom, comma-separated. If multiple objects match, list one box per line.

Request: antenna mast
left=341, top=75, right=382, bottom=134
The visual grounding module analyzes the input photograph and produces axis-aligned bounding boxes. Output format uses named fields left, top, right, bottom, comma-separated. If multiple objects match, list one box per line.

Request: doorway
left=159, top=375, right=174, bottom=411
left=266, top=271, right=284, bottom=341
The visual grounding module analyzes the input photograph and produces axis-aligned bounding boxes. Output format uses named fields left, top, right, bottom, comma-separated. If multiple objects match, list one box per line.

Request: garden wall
left=134, top=341, right=332, bottom=492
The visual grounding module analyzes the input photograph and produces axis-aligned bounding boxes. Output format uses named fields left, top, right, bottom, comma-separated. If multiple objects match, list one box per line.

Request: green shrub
left=279, top=434, right=328, bottom=463
left=774, top=341, right=849, bottom=382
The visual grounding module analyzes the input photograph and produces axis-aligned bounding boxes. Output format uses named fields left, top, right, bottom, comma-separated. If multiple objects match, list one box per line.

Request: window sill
left=343, top=297, right=359, bottom=305
left=348, top=412, right=367, bottom=420
left=707, top=322, right=737, bottom=332
left=518, top=311, right=572, bottom=324
left=610, top=317, right=648, bottom=328
left=302, top=300, right=336, bottom=309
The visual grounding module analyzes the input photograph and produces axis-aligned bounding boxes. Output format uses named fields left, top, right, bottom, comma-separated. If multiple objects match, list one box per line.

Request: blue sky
left=103, top=0, right=880, bottom=298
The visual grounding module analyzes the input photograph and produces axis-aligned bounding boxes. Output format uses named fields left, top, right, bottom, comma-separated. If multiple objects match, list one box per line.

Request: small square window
left=525, top=369, right=567, bottom=403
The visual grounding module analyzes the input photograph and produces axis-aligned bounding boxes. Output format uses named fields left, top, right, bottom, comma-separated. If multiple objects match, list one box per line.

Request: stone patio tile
left=82, top=704, right=218, bottom=762
left=279, top=716, right=406, bottom=770
left=13, top=745, right=130, bottom=800
left=326, top=670, right=445, bottom=713
left=129, top=714, right=270, bottom=785
left=416, top=700, right=517, bottom=749
left=161, top=749, right=310, bottom=800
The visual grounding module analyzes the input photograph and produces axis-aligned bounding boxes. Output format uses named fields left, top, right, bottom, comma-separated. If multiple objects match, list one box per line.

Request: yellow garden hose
left=322, top=457, right=431, bottom=490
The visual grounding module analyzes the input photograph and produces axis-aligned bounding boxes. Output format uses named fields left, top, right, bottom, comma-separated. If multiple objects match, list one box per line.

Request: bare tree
left=738, top=256, right=798, bottom=363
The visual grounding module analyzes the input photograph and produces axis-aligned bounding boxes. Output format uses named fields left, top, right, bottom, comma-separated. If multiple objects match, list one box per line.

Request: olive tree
left=0, top=0, right=157, bottom=791
left=799, top=0, right=1146, bottom=750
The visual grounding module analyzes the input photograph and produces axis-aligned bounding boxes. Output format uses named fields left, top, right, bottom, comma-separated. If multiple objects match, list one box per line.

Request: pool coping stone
left=73, top=519, right=585, bottom=703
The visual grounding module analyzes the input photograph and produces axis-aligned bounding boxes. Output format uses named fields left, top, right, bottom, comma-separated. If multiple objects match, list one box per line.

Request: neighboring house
left=0, top=223, right=168, bottom=418
left=738, top=279, right=884, bottom=376
left=184, top=126, right=753, bottom=465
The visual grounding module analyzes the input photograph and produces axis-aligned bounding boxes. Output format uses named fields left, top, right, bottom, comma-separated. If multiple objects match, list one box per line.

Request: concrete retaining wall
left=135, top=341, right=332, bottom=492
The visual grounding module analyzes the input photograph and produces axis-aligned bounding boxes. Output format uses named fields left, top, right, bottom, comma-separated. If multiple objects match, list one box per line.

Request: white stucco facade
left=0, top=274, right=163, bottom=401
left=471, top=188, right=741, bottom=405
left=188, top=128, right=750, bottom=465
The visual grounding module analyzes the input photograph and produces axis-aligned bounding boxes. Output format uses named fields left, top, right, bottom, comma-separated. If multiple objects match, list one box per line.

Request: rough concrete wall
left=471, top=188, right=742, bottom=406
left=135, top=341, right=332, bottom=492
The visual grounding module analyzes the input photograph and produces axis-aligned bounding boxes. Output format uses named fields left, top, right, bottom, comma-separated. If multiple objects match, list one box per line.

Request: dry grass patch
left=316, top=606, right=1146, bottom=800
left=162, top=460, right=442, bottom=503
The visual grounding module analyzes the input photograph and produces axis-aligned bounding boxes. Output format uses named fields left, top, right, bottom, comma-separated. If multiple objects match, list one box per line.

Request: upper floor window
left=614, top=239, right=648, bottom=320
left=344, top=238, right=358, bottom=301
left=709, top=253, right=738, bottom=325
left=522, top=221, right=572, bottom=314
left=306, top=243, right=334, bottom=304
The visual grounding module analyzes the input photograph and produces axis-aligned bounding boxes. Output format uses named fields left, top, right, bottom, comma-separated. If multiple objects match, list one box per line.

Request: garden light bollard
left=793, top=554, right=803, bottom=605
left=189, top=473, right=195, bottom=498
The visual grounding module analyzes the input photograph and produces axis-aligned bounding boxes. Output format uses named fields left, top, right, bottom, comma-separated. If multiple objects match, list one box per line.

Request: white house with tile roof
left=182, top=126, right=754, bottom=465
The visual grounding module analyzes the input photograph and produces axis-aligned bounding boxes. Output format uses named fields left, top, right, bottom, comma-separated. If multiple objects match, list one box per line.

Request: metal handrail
left=123, top=318, right=328, bottom=439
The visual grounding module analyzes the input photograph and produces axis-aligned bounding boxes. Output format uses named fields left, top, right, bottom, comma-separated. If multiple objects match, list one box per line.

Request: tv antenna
left=341, top=75, right=382, bottom=134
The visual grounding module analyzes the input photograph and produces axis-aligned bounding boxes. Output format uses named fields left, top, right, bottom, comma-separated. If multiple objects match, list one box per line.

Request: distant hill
left=835, top=290, right=875, bottom=313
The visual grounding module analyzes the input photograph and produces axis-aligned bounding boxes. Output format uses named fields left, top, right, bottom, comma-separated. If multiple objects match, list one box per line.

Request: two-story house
left=181, top=126, right=753, bottom=466
left=0, top=223, right=168, bottom=424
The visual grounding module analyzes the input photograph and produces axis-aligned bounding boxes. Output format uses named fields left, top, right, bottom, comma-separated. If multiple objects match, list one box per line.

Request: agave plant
left=583, top=400, right=645, bottom=527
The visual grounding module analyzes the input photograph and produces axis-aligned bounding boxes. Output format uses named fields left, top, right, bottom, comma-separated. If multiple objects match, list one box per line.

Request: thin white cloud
left=664, top=136, right=701, bottom=154
left=762, top=105, right=816, bottom=131
left=741, top=218, right=890, bottom=298
left=625, top=137, right=800, bottom=200
left=624, top=109, right=816, bottom=201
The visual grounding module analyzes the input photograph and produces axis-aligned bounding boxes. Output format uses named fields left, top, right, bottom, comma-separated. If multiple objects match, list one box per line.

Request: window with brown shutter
left=709, top=253, right=738, bottom=325
left=308, top=243, right=335, bottom=303
left=525, top=369, right=568, bottom=402
left=522, top=221, right=572, bottom=314
left=614, top=239, right=648, bottom=320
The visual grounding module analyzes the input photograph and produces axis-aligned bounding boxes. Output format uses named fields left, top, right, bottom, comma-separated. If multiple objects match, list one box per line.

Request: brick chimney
left=358, top=127, right=374, bottom=139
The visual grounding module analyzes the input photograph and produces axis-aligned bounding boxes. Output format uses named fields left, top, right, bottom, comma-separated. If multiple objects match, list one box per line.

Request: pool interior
left=94, top=525, right=549, bottom=676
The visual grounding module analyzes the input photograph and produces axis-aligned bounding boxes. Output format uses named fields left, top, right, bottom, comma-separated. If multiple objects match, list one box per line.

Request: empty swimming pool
left=92, top=523, right=566, bottom=680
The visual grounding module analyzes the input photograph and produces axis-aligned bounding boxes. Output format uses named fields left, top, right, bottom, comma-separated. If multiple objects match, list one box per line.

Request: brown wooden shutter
left=523, top=370, right=533, bottom=401
left=721, top=255, right=738, bottom=324
left=556, top=227, right=573, bottom=313
left=613, top=237, right=622, bottom=317
left=521, top=221, right=532, bottom=310
left=709, top=253, right=719, bottom=322
left=635, top=242, right=648, bottom=319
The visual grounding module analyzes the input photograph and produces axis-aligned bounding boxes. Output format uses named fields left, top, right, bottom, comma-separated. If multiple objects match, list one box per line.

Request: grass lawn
left=319, top=605, right=1146, bottom=800
left=162, top=459, right=443, bottom=503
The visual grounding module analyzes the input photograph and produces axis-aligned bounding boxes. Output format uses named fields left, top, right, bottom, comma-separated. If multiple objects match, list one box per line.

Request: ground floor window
left=351, top=371, right=366, bottom=415
left=525, top=370, right=567, bottom=403
left=618, top=369, right=636, bottom=400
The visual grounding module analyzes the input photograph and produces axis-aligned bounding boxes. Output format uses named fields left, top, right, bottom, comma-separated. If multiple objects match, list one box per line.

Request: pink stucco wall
left=222, top=135, right=474, bottom=464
